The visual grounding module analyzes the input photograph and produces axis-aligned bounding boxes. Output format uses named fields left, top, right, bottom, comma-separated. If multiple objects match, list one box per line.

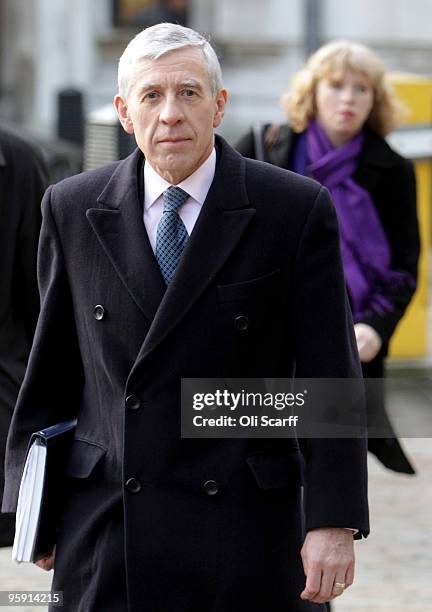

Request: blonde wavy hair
left=283, top=40, right=404, bottom=136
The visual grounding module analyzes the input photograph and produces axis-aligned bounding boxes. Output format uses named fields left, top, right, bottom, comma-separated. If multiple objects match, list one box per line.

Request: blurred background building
left=1, top=0, right=431, bottom=361
left=1, top=0, right=432, bottom=142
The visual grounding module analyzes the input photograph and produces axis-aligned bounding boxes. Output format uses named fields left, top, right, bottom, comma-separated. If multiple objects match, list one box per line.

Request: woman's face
left=315, top=68, right=374, bottom=147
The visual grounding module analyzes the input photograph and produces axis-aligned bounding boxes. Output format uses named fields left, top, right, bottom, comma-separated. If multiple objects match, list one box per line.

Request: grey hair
left=118, top=23, right=223, bottom=99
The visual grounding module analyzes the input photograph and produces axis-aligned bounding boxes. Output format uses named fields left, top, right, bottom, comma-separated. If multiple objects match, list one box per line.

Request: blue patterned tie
left=156, top=186, right=190, bottom=284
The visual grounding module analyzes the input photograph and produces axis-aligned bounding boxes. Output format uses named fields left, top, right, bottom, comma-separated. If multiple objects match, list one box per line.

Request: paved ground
left=0, top=547, right=51, bottom=611
left=335, top=437, right=432, bottom=611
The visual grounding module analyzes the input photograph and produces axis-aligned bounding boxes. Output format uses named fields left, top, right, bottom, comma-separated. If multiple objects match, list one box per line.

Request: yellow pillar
left=387, top=73, right=432, bottom=359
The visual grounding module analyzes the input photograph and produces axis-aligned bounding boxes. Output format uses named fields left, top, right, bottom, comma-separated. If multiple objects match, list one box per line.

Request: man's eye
left=144, top=92, right=159, bottom=100
left=182, top=89, right=196, bottom=97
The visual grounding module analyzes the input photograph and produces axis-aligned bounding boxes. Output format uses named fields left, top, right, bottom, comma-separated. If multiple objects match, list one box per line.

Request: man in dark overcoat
left=0, top=127, right=47, bottom=546
left=3, top=24, right=369, bottom=611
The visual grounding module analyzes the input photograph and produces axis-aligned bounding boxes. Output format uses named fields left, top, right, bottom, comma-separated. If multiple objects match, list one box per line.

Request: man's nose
left=159, top=95, right=184, bottom=124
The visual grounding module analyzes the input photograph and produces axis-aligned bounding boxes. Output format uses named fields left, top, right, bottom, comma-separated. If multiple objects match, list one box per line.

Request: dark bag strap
left=252, top=121, right=266, bottom=161
left=252, top=122, right=281, bottom=162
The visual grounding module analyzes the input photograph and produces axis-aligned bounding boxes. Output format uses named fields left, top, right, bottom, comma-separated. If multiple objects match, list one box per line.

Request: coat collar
left=86, top=135, right=255, bottom=368
left=354, top=129, right=401, bottom=192
left=278, top=124, right=400, bottom=192
left=94, top=135, right=251, bottom=212
left=358, top=128, right=403, bottom=168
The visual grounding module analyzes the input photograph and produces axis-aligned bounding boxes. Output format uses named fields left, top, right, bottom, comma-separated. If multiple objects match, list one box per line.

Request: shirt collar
left=144, top=148, right=216, bottom=210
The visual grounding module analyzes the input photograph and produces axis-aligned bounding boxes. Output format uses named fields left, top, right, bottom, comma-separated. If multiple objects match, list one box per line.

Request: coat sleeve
left=2, top=186, right=84, bottom=513
left=14, top=146, right=48, bottom=341
left=293, top=187, right=369, bottom=538
left=355, top=158, right=420, bottom=344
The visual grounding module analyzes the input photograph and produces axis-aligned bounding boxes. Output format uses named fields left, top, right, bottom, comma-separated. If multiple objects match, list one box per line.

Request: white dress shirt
left=143, top=148, right=216, bottom=253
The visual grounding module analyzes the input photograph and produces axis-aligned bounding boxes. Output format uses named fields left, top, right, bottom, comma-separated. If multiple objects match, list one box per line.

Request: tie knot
left=163, top=186, right=189, bottom=213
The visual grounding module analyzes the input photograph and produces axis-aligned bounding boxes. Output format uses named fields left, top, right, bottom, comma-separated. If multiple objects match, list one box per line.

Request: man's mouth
left=158, top=137, right=191, bottom=144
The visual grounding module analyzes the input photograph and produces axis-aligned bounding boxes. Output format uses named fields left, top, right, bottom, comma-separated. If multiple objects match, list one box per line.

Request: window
left=113, top=0, right=188, bottom=28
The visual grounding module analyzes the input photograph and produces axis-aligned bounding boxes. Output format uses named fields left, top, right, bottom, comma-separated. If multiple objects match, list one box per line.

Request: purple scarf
left=306, top=120, right=413, bottom=319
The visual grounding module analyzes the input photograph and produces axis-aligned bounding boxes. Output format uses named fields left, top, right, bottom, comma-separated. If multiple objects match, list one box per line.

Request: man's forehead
left=139, top=46, right=206, bottom=70
left=131, top=47, right=212, bottom=88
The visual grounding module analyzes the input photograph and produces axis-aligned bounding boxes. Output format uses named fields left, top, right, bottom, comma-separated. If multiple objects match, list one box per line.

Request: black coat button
left=125, top=477, right=142, bottom=493
left=203, top=479, right=220, bottom=496
left=125, top=394, right=141, bottom=411
left=93, top=305, right=106, bottom=321
left=234, top=315, right=249, bottom=331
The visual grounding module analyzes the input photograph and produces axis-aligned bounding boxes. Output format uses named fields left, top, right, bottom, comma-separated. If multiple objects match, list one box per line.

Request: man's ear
left=213, top=88, right=228, bottom=129
left=114, top=94, right=134, bottom=134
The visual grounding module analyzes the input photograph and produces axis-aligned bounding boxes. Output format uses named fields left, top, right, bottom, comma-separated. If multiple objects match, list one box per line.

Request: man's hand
left=354, top=323, right=382, bottom=363
left=35, top=545, right=56, bottom=571
left=300, top=528, right=354, bottom=604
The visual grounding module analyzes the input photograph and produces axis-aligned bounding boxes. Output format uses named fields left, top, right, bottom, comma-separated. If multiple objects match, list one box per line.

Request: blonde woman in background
left=236, top=40, right=420, bottom=475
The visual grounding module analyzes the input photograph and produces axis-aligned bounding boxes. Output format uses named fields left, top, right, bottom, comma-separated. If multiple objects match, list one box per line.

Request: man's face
left=115, top=47, right=227, bottom=184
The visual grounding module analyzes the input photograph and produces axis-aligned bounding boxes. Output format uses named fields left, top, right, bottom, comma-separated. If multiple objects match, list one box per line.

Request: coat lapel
left=86, top=149, right=166, bottom=323
left=87, top=138, right=256, bottom=367
left=133, top=137, right=256, bottom=363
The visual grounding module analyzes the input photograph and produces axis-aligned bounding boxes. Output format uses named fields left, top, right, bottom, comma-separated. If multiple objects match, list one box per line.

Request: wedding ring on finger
left=333, top=581, right=346, bottom=593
